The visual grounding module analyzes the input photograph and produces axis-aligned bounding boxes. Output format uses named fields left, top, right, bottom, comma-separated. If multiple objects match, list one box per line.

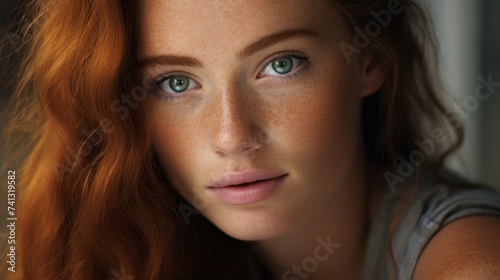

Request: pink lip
left=208, top=170, right=287, bottom=205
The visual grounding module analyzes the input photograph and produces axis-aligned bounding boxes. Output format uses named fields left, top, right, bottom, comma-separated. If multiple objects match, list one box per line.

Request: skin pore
left=137, top=0, right=385, bottom=278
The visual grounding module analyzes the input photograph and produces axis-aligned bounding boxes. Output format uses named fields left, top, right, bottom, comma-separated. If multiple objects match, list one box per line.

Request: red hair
left=1, top=0, right=462, bottom=279
left=3, top=0, right=184, bottom=278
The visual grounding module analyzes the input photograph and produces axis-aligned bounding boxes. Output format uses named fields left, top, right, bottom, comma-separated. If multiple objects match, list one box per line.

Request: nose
left=210, top=86, right=266, bottom=157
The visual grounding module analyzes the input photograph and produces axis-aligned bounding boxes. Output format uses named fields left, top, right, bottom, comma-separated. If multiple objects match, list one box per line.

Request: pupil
left=272, top=57, right=293, bottom=74
left=170, top=76, right=189, bottom=92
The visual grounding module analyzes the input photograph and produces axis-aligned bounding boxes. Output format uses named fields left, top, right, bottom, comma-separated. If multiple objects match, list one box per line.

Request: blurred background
left=0, top=0, right=499, bottom=188
left=429, top=0, right=500, bottom=189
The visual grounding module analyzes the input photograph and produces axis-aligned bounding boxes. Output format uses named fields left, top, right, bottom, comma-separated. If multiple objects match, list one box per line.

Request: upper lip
left=209, top=169, right=287, bottom=188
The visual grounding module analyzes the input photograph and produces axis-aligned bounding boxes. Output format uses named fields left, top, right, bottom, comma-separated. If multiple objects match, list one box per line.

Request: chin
left=204, top=207, right=300, bottom=241
left=220, top=223, right=290, bottom=241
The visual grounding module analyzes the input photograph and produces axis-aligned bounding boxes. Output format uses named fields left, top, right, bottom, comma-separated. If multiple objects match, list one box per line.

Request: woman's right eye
left=156, top=75, right=200, bottom=95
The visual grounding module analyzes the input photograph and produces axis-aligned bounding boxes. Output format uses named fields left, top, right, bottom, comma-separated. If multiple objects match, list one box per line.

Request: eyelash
left=257, top=50, right=311, bottom=82
left=148, top=73, right=196, bottom=101
left=148, top=50, right=311, bottom=100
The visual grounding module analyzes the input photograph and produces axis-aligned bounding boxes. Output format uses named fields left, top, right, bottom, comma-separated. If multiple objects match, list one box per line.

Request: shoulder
left=413, top=215, right=500, bottom=280
left=362, top=168, right=500, bottom=280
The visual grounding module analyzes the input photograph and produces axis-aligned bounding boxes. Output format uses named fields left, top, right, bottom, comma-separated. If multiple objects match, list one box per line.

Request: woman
left=2, top=0, right=500, bottom=279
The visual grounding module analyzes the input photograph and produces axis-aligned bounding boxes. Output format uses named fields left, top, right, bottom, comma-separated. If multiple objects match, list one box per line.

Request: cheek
left=150, top=58, right=363, bottom=200
left=271, top=68, right=362, bottom=182
left=151, top=110, right=207, bottom=195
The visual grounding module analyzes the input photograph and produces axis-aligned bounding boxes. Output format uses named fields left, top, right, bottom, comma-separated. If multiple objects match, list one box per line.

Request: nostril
left=212, top=131, right=265, bottom=156
left=209, top=93, right=268, bottom=156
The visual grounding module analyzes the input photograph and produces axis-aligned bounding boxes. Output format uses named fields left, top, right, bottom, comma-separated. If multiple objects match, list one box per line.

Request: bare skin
left=136, top=0, right=500, bottom=279
left=413, top=215, right=500, bottom=280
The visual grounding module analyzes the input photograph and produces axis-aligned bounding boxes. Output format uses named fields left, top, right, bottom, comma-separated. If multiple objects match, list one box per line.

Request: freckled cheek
left=272, top=81, right=361, bottom=178
left=151, top=111, right=208, bottom=193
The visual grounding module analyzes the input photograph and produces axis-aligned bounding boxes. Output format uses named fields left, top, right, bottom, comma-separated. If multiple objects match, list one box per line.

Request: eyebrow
left=138, top=28, right=319, bottom=70
left=237, top=28, right=319, bottom=59
left=137, top=55, right=202, bottom=70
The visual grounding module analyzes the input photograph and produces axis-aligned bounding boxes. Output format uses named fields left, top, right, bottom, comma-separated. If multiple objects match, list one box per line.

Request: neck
left=251, top=161, right=378, bottom=280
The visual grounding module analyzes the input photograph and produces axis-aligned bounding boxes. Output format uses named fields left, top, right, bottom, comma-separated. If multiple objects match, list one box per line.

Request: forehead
left=136, top=0, right=342, bottom=59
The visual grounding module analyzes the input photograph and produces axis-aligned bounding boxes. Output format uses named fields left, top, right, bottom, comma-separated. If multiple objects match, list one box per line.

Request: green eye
left=271, top=57, right=294, bottom=74
left=155, top=74, right=200, bottom=96
left=168, top=76, right=190, bottom=93
left=260, top=54, right=307, bottom=78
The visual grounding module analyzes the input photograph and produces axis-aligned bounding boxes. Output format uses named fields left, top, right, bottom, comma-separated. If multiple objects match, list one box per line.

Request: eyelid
left=257, top=50, right=310, bottom=79
left=149, top=72, right=201, bottom=96
left=149, top=72, right=198, bottom=88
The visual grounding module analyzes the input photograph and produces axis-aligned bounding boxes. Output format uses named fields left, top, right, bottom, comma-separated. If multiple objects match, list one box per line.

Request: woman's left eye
left=260, top=55, right=307, bottom=77
left=154, top=75, right=200, bottom=95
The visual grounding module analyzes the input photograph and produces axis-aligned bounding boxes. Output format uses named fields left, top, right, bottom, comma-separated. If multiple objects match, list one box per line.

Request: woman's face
left=137, top=0, right=383, bottom=240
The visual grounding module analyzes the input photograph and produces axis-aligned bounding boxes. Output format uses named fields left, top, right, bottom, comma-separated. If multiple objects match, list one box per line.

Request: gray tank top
left=361, top=170, right=500, bottom=280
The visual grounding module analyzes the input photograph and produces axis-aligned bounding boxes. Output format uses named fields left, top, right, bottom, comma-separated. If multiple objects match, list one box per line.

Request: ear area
left=360, top=57, right=386, bottom=97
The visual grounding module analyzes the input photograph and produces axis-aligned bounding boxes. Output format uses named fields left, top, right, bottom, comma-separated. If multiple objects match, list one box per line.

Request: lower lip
left=209, top=175, right=287, bottom=205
